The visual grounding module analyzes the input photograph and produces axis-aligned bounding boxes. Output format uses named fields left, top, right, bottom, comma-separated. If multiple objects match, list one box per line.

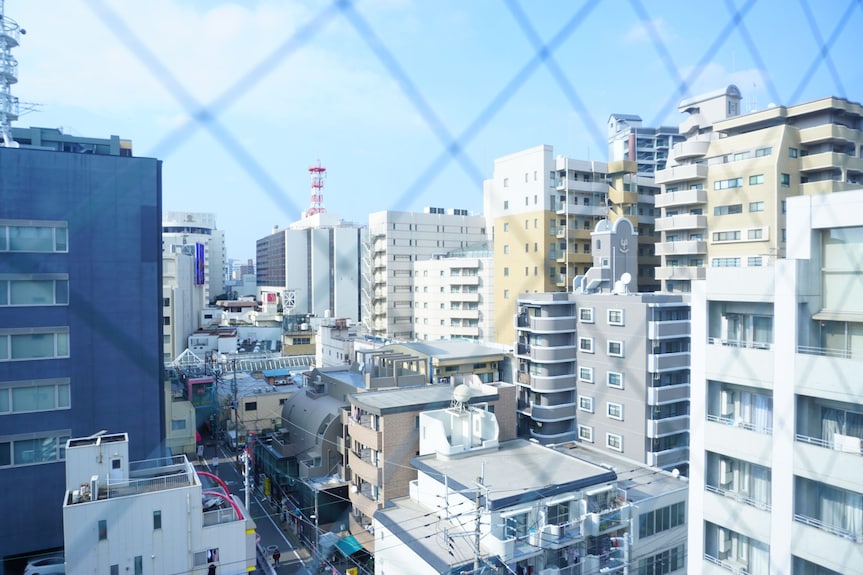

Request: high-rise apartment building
left=608, top=113, right=684, bottom=177
left=688, top=190, right=863, bottom=575
left=0, top=133, right=164, bottom=565
left=484, top=145, right=663, bottom=346
left=162, top=247, right=206, bottom=362
left=365, top=208, right=486, bottom=340
left=655, top=86, right=863, bottom=292
left=412, top=243, right=494, bottom=342
left=162, top=211, right=226, bottom=302
left=256, top=212, right=364, bottom=324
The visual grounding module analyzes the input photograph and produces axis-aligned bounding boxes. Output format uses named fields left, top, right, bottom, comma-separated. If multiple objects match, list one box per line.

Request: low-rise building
left=62, top=433, right=256, bottom=575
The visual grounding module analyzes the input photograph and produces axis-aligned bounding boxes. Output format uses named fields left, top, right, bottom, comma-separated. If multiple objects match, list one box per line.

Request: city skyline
left=8, top=0, right=862, bottom=259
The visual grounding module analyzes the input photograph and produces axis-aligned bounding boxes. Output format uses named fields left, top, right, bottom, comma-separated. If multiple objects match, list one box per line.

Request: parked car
left=224, top=429, right=246, bottom=451
left=23, top=555, right=65, bottom=575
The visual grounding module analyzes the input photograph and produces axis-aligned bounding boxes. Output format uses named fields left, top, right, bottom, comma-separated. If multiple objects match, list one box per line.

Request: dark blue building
left=0, top=130, right=164, bottom=568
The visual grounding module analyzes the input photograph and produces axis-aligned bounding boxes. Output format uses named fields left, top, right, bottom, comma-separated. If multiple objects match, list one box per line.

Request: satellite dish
left=620, top=272, right=632, bottom=286
left=453, top=384, right=473, bottom=405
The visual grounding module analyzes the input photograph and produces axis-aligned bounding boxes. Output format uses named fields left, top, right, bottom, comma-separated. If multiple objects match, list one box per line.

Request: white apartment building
left=62, top=433, right=256, bottom=575
left=256, top=212, right=365, bottom=324
left=688, top=190, right=863, bottom=575
left=607, top=113, right=684, bottom=178
left=654, top=86, right=863, bottom=292
left=163, top=246, right=206, bottom=362
left=412, top=243, right=494, bottom=342
left=366, top=208, right=486, bottom=340
left=163, top=211, right=227, bottom=302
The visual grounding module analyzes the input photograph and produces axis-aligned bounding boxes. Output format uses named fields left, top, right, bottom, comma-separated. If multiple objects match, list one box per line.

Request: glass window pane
left=0, top=389, right=8, bottom=412
left=9, top=226, right=54, bottom=251
left=0, top=442, right=10, bottom=466
left=0, top=280, right=6, bottom=305
left=58, top=383, right=70, bottom=408
left=55, top=280, right=69, bottom=305
left=0, top=335, right=7, bottom=360
left=57, top=333, right=69, bottom=357
left=0, top=226, right=6, bottom=250
left=11, top=334, right=55, bottom=359
left=55, top=227, right=68, bottom=251
left=10, top=280, right=54, bottom=305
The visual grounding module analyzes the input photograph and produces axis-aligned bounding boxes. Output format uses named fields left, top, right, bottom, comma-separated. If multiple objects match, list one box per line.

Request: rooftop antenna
left=0, top=0, right=23, bottom=147
left=305, top=160, right=327, bottom=217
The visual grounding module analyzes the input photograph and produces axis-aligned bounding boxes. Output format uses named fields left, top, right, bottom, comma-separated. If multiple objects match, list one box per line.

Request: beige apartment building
left=655, top=85, right=863, bottom=292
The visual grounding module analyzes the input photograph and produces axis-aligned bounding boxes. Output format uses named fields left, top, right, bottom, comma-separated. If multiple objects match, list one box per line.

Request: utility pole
left=473, top=463, right=486, bottom=574
left=232, top=358, right=238, bottom=463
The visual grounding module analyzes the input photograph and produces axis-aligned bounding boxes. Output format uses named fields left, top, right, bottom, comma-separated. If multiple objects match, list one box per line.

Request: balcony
left=450, top=325, right=481, bottom=338
left=522, top=373, right=577, bottom=393
left=349, top=487, right=380, bottom=520
left=454, top=292, right=480, bottom=303
left=655, top=163, right=708, bottom=185
left=451, top=275, right=480, bottom=286
left=529, top=428, right=577, bottom=443
left=645, top=446, right=689, bottom=468
left=798, top=123, right=861, bottom=145
left=704, top=418, right=771, bottom=464
left=655, top=187, right=708, bottom=209
left=452, top=309, right=480, bottom=320
left=800, top=151, right=863, bottom=174
left=647, top=383, right=689, bottom=405
left=530, top=402, right=577, bottom=423
left=791, top=515, right=863, bottom=569
left=794, top=435, right=863, bottom=488
left=654, top=213, right=707, bottom=232
left=703, top=486, right=771, bottom=539
left=555, top=203, right=607, bottom=217
left=348, top=450, right=382, bottom=485
left=705, top=338, right=773, bottom=385
left=516, top=344, right=578, bottom=363
left=654, top=265, right=706, bottom=281
left=344, top=416, right=381, bottom=451
left=557, top=179, right=607, bottom=194
left=648, top=320, right=690, bottom=339
left=654, top=239, right=707, bottom=256
left=516, top=315, right=578, bottom=332
left=669, top=140, right=710, bottom=163
left=646, top=415, right=690, bottom=438
left=647, top=351, right=690, bottom=372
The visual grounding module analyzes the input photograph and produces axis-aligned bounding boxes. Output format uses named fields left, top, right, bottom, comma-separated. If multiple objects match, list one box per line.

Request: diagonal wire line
left=149, top=1, right=345, bottom=160
left=649, top=0, right=758, bottom=126
left=789, top=0, right=856, bottom=103
left=337, top=1, right=485, bottom=192
left=721, top=0, right=783, bottom=106
left=504, top=0, right=606, bottom=153
left=396, top=0, right=602, bottom=211
left=627, top=0, right=691, bottom=117
left=86, top=0, right=301, bottom=218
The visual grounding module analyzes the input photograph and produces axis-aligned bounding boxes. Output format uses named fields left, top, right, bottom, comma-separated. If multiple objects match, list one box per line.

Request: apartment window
left=0, top=277, right=69, bottom=306
left=503, top=289, right=509, bottom=299
left=244, top=401, right=257, bottom=411
left=503, top=223, right=509, bottom=232
left=789, top=147, right=799, bottom=158
left=749, top=174, right=764, bottom=185
left=534, top=218, right=538, bottom=228
left=503, top=267, right=509, bottom=277
left=607, top=371, right=623, bottom=389
left=755, top=146, right=772, bottom=157
left=579, top=307, right=594, bottom=323
left=578, top=396, right=594, bottom=413
left=98, top=519, right=108, bottom=541
left=524, top=267, right=529, bottom=276
left=607, top=309, right=624, bottom=326
left=794, top=477, right=863, bottom=541
left=638, top=544, right=686, bottom=575
left=0, top=222, right=68, bottom=253
left=503, top=178, right=509, bottom=188
left=524, top=243, right=529, bottom=253
left=607, top=402, right=623, bottom=420
left=0, top=379, right=71, bottom=414
left=749, top=201, right=764, bottom=212
left=714, top=178, right=743, bottom=190
left=153, top=510, right=162, bottom=530
left=134, top=556, right=143, bottom=575
left=748, top=228, right=763, bottom=240
left=0, top=431, right=70, bottom=468
left=711, top=257, right=741, bottom=267
left=781, top=200, right=787, bottom=214
left=579, top=366, right=594, bottom=383
left=607, top=340, right=624, bottom=357
left=606, top=433, right=623, bottom=452
left=578, top=425, right=594, bottom=442
left=780, top=173, right=791, bottom=187
left=503, top=200, right=509, bottom=209
left=504, top=513, right=529, bottom=539
left=748, top=256, right=763, bottom=267
left=714, top=204, right=742, bottom=216
left=638, top=502, right=685, bottom=538
left=533, top=266, right=538, bottom=276
left=712, top=230, right=741, bottom=242
left=524, top=196, right=529, bottom=206
left=579, top=337, right=594, bottom=353
left=0, top=328, right=70, bottom=361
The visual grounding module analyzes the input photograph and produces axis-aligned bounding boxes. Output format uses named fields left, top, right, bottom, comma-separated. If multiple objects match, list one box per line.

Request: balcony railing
left=796, top=433, right=863, bottom=456
left=794, top=513, right=863, bottom=543
left=705, top=483, right=771, bottom=512
left=797, top=345, right=855, bottom=360
left=706, top=414, right=772, bottom=435
left=708, top=337, right=772, bottom=351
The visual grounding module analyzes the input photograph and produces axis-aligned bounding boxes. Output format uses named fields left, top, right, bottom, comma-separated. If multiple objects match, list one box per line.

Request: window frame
left=607, top=340, right=624, bottom=357
left=607, top=371, right=624, bottom=389
left=606, top=433, right=623, bottom=452
left=607, top=309, right=624, bottom=326
left=607, top=402, right=623, bottom=421
left=579, top=307, right=594, bottom=323
left=579, top=337, right=594, bottom=354
left=578, top=396, right=594, bottom=413
left=578, top=425, right=594, bottom=443
left=578, top=366, right=594, bottom=383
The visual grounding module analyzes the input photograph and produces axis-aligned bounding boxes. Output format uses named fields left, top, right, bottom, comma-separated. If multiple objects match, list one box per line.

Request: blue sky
left=7, top=0, right=863, bottom=260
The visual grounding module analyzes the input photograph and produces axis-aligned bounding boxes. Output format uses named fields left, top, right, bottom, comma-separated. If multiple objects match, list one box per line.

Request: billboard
left=195, top=243, right=206, bottom=285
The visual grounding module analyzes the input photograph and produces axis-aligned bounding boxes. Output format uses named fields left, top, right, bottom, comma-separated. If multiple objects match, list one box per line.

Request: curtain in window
left=821, top=484, right=863, bottom=537
left=752, top=394, right=772, bottom=433
left=847, top=412, right=863, bottom=440
left=751, top=465, right=771, bottom=507
left=748, top=538, right=770, bottom=575
left=822, top=408, right=843, bottom=443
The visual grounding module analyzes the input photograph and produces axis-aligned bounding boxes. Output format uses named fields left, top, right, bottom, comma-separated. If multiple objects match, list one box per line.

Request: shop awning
left=335, top=534, right=363, bottom=556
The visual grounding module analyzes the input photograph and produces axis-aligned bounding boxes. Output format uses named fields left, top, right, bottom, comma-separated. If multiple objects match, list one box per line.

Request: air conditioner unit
left=717, top=529, right=732, bottom=560
left=719, top=459, right=733, bottom=487
left=720, top=392, right=735, bottom=418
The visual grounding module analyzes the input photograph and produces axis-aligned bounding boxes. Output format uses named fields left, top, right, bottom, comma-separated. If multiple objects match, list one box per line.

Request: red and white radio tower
left=305, top=160, right=327, bottom=217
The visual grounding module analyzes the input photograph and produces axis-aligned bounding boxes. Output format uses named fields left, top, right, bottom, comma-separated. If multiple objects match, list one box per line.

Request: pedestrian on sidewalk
left=272, top=548, right=281, bottom=568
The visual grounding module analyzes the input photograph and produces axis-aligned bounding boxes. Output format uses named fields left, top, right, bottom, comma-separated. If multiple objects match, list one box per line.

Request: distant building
left=412, top=242, right=495, bottom=342
left=163, top=247, right=207, bottom=362
left=607, top=113, right=684, bottom=177
left=62, top=433, right=256, bottom=575
left=366, top=208, right=487, bottom=340
left=0, top=132, right=164, bottom=564
left=256, top=212, right=364, bottom=324
left=163, top=211, right=227, bottom=302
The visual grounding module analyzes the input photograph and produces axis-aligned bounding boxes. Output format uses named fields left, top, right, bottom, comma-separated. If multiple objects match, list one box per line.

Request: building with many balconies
left=688, top=190, right=863, bottom=574
left=654, top=85, right=863, bottom=293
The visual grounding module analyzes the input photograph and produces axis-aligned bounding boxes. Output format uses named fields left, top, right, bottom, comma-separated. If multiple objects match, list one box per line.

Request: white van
left=225, top=430, right=246, bottom=451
